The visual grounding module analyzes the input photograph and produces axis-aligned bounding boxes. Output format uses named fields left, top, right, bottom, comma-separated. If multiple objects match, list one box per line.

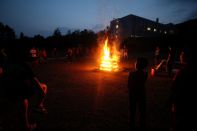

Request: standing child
left=128, top=57, right=149, bottom=131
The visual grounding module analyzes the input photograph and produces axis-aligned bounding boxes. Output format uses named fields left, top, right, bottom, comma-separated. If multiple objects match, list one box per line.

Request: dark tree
left=0, top=22, right=16, bottom=40
left=20, top=32, right=25, bottom=39
left=53, top=28, right=62, bottom=37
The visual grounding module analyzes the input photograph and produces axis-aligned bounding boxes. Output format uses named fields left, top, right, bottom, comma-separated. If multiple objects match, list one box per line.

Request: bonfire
left=99, top=37, right=120, bottom=72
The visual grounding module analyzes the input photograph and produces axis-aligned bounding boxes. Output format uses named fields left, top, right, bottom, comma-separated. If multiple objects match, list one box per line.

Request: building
left=109, top=14, right=175, bottom=41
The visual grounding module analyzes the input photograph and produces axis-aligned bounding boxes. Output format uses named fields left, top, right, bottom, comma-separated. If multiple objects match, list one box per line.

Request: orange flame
left=100, top=38, right=119, bottom=71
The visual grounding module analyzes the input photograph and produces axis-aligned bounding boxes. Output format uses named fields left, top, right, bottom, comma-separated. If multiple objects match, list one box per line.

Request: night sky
left=0, top=0, right=197, bottom=37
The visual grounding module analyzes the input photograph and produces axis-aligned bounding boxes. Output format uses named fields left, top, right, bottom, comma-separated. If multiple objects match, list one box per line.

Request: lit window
left=116, top=25, right=119, bottom=29
left=154, top=28, right=157, bottom=32
left=147, top=27, right=151, bottom=31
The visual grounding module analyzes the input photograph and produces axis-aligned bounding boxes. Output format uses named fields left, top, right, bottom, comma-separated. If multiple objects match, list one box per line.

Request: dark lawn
left=1, top=57, right=173, bottom=131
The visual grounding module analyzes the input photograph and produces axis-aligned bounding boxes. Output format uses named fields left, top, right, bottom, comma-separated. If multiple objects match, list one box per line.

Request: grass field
left=1, top=57, right=173, bottom=131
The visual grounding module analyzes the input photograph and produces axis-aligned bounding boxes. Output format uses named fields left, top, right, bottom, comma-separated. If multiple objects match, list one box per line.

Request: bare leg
left=17, top=99, right=36, bottom=131
left=33, top=83, right=48, bottom=114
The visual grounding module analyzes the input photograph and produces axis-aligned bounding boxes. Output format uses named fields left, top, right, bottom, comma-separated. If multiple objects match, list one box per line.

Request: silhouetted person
left=170, top=47, right=196, bottom=131
left=2, top=48, right=47, bottom=130
left=29, top=47, right=39, bottom=67
left=39, top=48, right=47, bottom=63
left=0, top=48, right=5, bottom=76
left=166, top=46, right=175, bottom=77
left=179, top=50, right=186, bottom=66
left=52, top=47, right=57, bottom=58
left=154, top=46, right=160, bottom=66
left=128, top=57, right=149, bottom=131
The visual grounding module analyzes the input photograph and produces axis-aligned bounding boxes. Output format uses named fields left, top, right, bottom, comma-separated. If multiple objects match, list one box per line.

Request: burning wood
left=99, top=38, right=120, bottom=72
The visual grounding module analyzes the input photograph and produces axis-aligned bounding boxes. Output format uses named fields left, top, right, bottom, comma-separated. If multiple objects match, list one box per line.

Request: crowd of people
left=0, top=44, right=195, bottom=131
left=129, top=44, right=195, bottom=131
left=152, top=45, right=189, bottom=77
left=169, top=46, right=196, bottom=131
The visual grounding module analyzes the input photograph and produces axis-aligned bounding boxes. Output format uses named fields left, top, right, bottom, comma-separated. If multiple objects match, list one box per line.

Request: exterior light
left=147, top=27, right=151, bottom=31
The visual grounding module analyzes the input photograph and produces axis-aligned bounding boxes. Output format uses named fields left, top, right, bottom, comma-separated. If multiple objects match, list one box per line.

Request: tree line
left=0, top=22, right=101, bottom=50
